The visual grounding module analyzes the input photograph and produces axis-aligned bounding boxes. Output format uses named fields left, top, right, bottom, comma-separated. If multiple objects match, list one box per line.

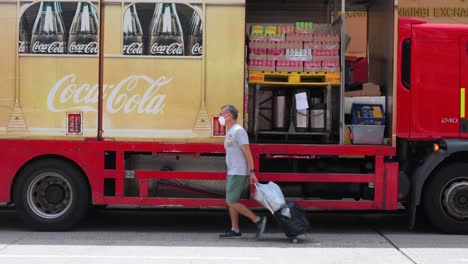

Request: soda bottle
left=19, top=15, right=30, bottom=53
left=68, top=2, right=99, bottom=54
left=123, top=4, right=144, bottom=55
left=31, top=1, right=66, bottom=54
left=148, top=3, right=184, bottom=56
left=185, top=9, right=202, bottom=56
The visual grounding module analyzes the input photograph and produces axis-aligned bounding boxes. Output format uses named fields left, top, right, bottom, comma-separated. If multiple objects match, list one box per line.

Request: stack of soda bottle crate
left=248, top=22, right=340, bottom=73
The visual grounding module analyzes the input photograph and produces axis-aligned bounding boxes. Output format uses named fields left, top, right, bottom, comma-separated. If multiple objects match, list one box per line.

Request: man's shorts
left=225, top=175, right=248, bottom=203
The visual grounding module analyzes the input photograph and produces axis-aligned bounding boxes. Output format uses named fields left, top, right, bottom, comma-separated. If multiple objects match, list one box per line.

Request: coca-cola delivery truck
left=1, top=0, right=468, bottom=234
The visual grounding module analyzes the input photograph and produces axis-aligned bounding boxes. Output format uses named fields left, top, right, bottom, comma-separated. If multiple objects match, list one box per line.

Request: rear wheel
left=423, top=163, right=468, bottom=234
left=13, top=159, right=89, bottom=231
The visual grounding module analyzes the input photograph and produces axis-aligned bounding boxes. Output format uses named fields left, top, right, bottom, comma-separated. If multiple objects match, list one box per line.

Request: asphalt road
left=0, top=208, right=467, bottom=264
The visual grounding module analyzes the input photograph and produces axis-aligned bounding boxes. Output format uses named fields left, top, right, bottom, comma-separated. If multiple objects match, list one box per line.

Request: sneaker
left=255, top=216, right=267, bottom=239
left=219, top=229, right=242, bottom=239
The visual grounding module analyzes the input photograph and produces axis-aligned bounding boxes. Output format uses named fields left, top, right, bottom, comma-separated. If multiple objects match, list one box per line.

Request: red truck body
left=1, top=2, right=468, bottom=234
left=398, top=18, right=468, bottom=139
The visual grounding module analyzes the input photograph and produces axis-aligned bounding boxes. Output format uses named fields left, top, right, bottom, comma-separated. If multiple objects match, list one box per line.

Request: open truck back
left=0, top=0, right=467, bottom=233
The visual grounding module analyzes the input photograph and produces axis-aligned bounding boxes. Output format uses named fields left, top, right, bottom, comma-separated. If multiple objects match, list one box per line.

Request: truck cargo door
left=460, top=37, right=468, bottom=136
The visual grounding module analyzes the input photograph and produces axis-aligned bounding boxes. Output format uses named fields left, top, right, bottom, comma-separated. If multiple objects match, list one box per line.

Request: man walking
left=218, top=105, right=267, bottom=239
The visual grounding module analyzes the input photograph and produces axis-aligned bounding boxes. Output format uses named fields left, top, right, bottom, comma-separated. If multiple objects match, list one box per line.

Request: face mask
left=218, top=116, right=226, bottom=126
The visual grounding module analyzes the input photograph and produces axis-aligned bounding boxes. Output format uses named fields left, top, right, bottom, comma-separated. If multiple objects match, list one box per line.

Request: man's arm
left=241, top=144, right=258, bottom=183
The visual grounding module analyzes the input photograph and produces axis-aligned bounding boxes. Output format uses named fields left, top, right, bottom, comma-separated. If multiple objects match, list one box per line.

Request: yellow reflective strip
left=461, top=88, right=466, bottom=118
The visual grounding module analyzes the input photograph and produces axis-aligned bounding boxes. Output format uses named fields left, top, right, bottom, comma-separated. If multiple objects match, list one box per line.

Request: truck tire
left=13, top=159, right=89, bottom=231
left=423, top=162, right=468, bottom=234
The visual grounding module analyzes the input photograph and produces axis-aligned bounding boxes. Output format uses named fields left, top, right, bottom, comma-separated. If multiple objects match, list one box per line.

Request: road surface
left=0, top=208, right=467, bottom=264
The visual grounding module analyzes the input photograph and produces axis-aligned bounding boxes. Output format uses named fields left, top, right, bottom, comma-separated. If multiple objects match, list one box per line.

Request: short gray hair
left=222, top=105, right=238, bottom=120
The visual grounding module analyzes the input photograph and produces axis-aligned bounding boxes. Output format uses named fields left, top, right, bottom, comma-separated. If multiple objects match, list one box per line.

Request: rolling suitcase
left=254, top=182, right=309, bottom=243
left=274, top=201, right=309, bottom=242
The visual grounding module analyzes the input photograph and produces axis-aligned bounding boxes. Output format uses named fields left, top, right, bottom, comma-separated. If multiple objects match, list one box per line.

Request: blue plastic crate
left=351, top=104, right=385, bottom=125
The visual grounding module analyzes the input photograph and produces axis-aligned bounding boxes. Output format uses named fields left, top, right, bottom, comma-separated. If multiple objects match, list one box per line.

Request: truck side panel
left=410, top=25, right=461, bottom=139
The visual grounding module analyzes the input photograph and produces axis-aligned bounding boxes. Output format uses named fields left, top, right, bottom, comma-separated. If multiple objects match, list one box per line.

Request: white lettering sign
left=32, top=41, right=65, bottom=54
left=68, top=41, right=98, bottom=54
left=150, top=42, right=183, bottom=55
left=47, top=74, right=172, bottom=115
left=123, top=42, right=143, bottom=55
left=191, top=43, right=203, bottom=55
left=19, top=41, right=27, bottom=53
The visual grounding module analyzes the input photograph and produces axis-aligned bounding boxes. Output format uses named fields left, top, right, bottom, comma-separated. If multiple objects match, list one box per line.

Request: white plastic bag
left=254, top=181, right=286, bottom=213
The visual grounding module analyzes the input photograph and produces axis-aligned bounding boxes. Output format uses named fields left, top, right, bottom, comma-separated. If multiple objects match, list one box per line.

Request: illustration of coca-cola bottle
left=123, top=4, right=143, bottom=55
left=30, top=1, right=67, bottom=54
left=19, top=15, right=30, bottom=54
left=68, top=2, right=99, bottom=54
left=148, top=3, right=184, bottom=56
left=185, top=9, right=202, bottom=56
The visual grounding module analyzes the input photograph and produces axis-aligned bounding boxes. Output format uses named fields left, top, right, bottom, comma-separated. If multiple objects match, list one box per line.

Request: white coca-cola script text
left=19, top=41, right=28, bottom=53
left=123, top=42, right=143, bottom=55
left=32, top=41, right=65, bottom=54
left=150, top=42, right=183, bottom=55
left=47, top=74, right=172, bottom=114
left=68, top=41, right=98, bottom=54
left=191, top=43, right=203, bottom=55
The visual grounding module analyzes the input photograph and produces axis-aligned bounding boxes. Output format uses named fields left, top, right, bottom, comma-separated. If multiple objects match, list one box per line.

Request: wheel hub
left=44, top=184, right=65, bottom=204
left=443, top=181, right=468, bottom=220
left=27, top=173, right=73, bottom=219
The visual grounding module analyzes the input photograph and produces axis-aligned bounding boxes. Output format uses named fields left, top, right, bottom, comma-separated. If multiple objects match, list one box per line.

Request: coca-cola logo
left=19, top=41, right=28, bottom=53
left=69, top=41, right=98, bottom=54
left=150, top=43, right=183, bottom=55
left=32, top=41, right=65, bottom=54
left=47, top=74, right=172, bottom=114
left=191, top=43, right=203, bottom=55
left=123, top=43, right=143, bottom=55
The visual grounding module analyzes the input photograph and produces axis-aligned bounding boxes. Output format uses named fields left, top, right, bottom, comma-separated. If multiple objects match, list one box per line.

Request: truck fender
left=408, top=139, right=468, bottom=229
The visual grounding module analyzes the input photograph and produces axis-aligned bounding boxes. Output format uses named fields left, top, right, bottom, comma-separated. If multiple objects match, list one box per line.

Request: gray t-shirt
left=224, top=124, right=250, bottom=176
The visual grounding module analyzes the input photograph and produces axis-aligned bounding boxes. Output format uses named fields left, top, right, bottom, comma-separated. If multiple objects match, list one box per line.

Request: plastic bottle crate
left=351, top=103, right=385, bottom=125
left=348, top=124, right=385, bottom=145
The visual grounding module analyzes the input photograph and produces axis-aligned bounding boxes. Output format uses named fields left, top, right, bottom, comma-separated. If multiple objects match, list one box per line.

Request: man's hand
left=249, top=172, right=258, bottom=184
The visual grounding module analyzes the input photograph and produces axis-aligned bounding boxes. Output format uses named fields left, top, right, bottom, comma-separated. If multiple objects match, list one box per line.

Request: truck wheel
left=423, top=163, right=468, bottom=234
left=13, top=159, right=89, bottom=231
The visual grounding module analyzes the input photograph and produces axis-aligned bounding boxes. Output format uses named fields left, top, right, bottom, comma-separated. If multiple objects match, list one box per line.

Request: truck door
left=410, top=26, right=460, bottom=139
left=460, top=37, right=468, bottom=137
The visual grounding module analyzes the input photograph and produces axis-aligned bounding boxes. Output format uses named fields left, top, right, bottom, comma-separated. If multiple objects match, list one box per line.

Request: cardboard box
left=312, top=50, right=339, bottom=61
left=286, top=33, right=314, bottom=42
left=304, top=41, right=322, bottom=50
left=322, top=60, right=340, bottom=72
left=265, top=25, right=277, bottom=35
left=249, top=35, right=268, bottom=41
left=304, top=61, right=322, bottom=72
left=251, top=24, right=265, bottom=35
left=314, top=34, right=340, bottom=42
left=268, top=35, right=286, bottom=42
left=277, top=41, right=303, bottom=49
left=250, top=48, right=267, bottom=60
left=314, top=23, right=332, bottom=34
left=249, top=59, right=275, bottom=72
left=345, top=83, right=382, bottom=97
left=249, top=40, right=275, bottom=49
left=267, top=48, right=285, bottom=60
left=322, top=41, right=340, bottom=50
left=276, top=61, right=303, bottom=72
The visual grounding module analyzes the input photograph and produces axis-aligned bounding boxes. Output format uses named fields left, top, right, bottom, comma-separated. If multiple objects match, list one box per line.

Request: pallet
left=248, top=71, right=341, bottom=86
